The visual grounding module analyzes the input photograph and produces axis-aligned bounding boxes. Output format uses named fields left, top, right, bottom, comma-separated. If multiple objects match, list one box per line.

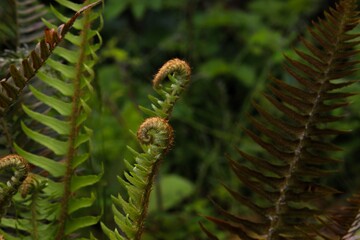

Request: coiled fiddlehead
left=137, top=117, right=174, bottom=154
left=102, top=59, right=191, bottom=240
left=0, top=154, right=29, bottom=218
left=142, top=58, right=191, bottom=119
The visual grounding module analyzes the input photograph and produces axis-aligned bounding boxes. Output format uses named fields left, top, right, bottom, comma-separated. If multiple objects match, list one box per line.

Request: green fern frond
left=139, top=58, right=191, bottom=119
left=0, top=0, right=101, bottom=116
left=0, top=0, right=103, bottom=239
left=102, top=59, right=191, bottom=240
left=205, top=0, right=360, bottom=239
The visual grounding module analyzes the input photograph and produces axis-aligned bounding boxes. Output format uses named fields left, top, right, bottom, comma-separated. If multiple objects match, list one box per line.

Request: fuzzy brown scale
left=0, top=154, right=29, bottom=174
left=152, top=58, right=191, bottom=89
left=137, top=117, right=174, bottom=154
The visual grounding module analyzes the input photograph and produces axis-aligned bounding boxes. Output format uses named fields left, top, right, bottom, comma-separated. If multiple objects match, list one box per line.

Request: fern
left=101, top=59, right=191, bottom=240
left=0, top=0, right=49, bottom=51
left=0, top=0, right=103, bottom=239
left=203, top=0, right=360, bottom=239
left=0, top=0, right=101, bottom=116
left=0, top=155, right=28, bottom=218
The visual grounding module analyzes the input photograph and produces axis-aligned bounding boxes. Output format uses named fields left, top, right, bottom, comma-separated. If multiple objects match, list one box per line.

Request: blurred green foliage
left=3, top=0, right=359, bottom=238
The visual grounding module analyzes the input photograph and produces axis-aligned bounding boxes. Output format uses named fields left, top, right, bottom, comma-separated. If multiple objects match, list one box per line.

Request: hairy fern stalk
left=0, top=0, right=103, bottom=239
left=204, top=0, right=360, bottom=239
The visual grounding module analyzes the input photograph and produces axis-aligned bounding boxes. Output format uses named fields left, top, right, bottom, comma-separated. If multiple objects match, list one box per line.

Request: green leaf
left=53, top=46, right=79, bottom=64
left=21, top=122, right=68, bottom=155
left=55, top=0, right=82, bottom=12
left=22, top=104, right=70, bottom=135
left=14, top=143, right=66, bottom=177
left=101, top=222, right=124, bottom=240
left=37, top=71, right=74, bottom=96
left=72, top=153, right=90, bottom=169
left=68, top=192, right=96, bottom=214
left=30, top=85, right=72, bottom=116
left=46, top=58, right=76, bottom=79
left=71, top=174, right=102, bottom=192
left=44, top=180, right=64, bottom=198
left=64, top=215, right=101, bottom=235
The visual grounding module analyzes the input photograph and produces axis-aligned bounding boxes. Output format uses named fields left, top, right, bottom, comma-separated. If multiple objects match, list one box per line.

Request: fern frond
left=0, top=0, right=101, bottom=116
left=0, top=154, right=28, bottom=218
left=0, top=0, right=103, bottom=239
left=205, top=0, right=360, bottom=239
left=139, top=58, right=191, bottom=119
left=16, top=0, right=49, bottom=46
left=102, top=59, right=191, bottom=240
left=311, top=194, right=360, bottom=240
left=0, top=0, right=49, bottom=50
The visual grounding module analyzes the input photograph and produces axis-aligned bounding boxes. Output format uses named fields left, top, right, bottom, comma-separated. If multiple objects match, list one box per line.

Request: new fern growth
left=204, top=0, right=360, bottom=239
left=0, top=1, right=103, bottom=239
left=102, top=58, right=191, bottom=240
left=0, top=154, right=28, bottom=218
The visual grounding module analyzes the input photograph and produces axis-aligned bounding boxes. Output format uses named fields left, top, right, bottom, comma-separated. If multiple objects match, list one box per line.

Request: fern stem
left=134, top=117, right=174, bottom=239
left=134, top=159, right=163, bottom=239
left=55, top=11, right=91, bottom=240
left=268, top=1, right=352, bottom=238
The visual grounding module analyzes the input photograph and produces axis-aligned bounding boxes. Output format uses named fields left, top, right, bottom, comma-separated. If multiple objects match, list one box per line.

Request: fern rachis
left=204, top=0, right=360, bottom=239
left=0, top=0, right=103, bottom=239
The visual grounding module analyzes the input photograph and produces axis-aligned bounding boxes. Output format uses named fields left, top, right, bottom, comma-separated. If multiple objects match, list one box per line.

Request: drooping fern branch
left=0, top=0, right=103, bottom=239
left=203, top=0, right=360, bottom=239
left=101, top=58, right=191, bottom=240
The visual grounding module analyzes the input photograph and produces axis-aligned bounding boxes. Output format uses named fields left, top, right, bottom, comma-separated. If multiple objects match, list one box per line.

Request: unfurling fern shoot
left=102, top=59, right=191, bottom=240
left=137, top=117, right=174, bottom=154
left=0, top=154, right=28, bottom=218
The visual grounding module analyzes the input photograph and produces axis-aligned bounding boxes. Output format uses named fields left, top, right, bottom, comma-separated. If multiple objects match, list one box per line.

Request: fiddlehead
left=0, top=1, right=103, bottom=239
left=0, top=154, right=29, bottom=218
left=102, top=59, right=191, bottom=240
left=153, top=58, right=191, bottom=89
left=141, top=58, right=191, bottom=119
left=137, top=117, right=174, bottom=153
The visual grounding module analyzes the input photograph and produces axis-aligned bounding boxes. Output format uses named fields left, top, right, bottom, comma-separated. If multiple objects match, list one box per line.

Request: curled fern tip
left=137, top=117, right=174, bottom=154
left=153, top=58, right=191, bottom=89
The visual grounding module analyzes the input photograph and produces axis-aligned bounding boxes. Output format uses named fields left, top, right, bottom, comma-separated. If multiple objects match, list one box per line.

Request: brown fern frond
left=313, top=194, right=360, bottom=239
left=205, top=0, right=360, bottom=239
